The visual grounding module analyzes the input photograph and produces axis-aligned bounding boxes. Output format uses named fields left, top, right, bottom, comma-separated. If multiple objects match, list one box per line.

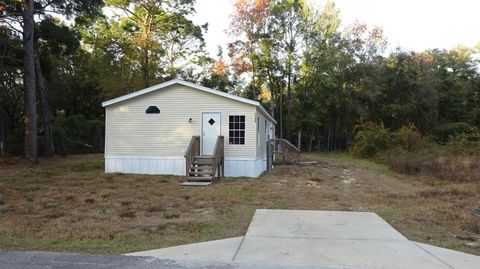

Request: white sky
left=192, top=0, right=480, bottom=57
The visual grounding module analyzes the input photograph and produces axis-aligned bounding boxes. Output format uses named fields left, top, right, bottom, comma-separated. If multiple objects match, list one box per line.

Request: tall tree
left=22, top=0, right=37, bottom=160
left=0, top=26, right=23, bottom=156
left=103, top=0, right=206, bottom=87
left=271, top=0, right=305, bottom=139
left=35, top=18, right=82, bottom=155
left=1, top=0, right=104, bottom=160
left=229, top=0, right=270, bottom=100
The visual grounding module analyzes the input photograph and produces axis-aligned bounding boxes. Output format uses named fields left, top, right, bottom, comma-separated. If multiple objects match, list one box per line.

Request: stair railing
left=211, top=136, right=224, bottom=180
left=184, top=136, right=200, bottom=175
left=272, top=138, right=301, bottom=163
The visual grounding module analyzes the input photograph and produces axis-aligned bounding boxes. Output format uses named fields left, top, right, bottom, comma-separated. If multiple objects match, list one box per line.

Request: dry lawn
left=0, top=153, right=479, bottom=255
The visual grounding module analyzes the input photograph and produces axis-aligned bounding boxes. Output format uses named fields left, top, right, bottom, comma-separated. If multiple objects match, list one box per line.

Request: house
left=102, top=79, right=276, bottom=179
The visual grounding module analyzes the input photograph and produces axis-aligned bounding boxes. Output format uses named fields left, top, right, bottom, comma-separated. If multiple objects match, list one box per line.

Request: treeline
left=1, top=0, right=479, bottom=159
left=224, top=0, right=480, bottom=151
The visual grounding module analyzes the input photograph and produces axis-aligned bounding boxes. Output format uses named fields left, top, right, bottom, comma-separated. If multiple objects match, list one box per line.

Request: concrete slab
left=182, top=182, right=211, bottom=186
left=125, top=237, right=244, bottom=262
left=415, top=242, right=480, bottom=269
left=233, top=209, right=452, bottom=269
left=235, top=237, right=451, bottom=269
left=244, top=209, right=407, bottom=240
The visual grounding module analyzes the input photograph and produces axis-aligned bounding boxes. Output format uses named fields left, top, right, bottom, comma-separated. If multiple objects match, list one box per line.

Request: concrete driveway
left=127, top=209, right=480, bottom=269
left=1, top=210, right=478, bottom=268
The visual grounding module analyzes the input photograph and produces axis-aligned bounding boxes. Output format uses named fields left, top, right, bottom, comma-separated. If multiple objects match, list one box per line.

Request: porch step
left=195, top=155, right=213, bottom=158
left=182, top=181, right=211, bottom=186
left=189, top=167, right=212, bottom=172
left=193, top=160, right=213, bottom=165
left=189, top=172, right=213, bottom=177
left=184, top=155, right=216, bottom=185
left=189, top=164, right=213, bottom=177
left=185, top=176, right=213, bottom=182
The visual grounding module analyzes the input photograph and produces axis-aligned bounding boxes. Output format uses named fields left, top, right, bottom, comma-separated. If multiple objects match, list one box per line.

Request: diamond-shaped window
left=208, top=118, right=215, bottom=125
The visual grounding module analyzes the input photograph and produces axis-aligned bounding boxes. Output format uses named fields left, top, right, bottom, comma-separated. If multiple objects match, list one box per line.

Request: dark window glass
left=145, top=106, right=160, bottom=114
left=228, top=115, right=245, bottom=145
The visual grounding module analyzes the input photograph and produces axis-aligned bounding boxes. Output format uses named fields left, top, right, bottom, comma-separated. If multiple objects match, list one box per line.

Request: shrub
left=351, top=122, right=392, bottom=158
left=53, top=113, right=104, bottom=155
left=385, top=143, right=480, bottom=182
left=4, top=126, right=24, bottom=156
left=433, top=122, right=478, bottom=144
left=396, top=123, right=423, bottom=151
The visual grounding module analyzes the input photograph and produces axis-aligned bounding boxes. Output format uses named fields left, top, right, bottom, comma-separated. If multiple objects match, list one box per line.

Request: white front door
left=201, top=112, right=221, bottom=155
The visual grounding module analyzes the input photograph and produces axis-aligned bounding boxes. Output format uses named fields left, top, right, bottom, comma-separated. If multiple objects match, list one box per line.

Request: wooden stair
left=183, top=136, right=224, bottom=186
left=182, top=156, right=214, bottom=186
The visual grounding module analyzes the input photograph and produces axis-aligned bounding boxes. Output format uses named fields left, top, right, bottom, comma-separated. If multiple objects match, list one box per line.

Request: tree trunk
left=267, top=70, right=275, bottom=118
left=286, top=61, right=292, bottom=139
left=279, top=81, right=283, bottom=139
left=0, top=108, right=6, bottom=157
left=308, top=129, right=314, bottom=152
left=297, top=129, right=301, bottom=150
left=22, top=0, right=37, bottom=161
left=142, top=46, right=150, bottom=87
left=251, top=64, right=258, bottom=100
left=35, top=54, right=55, bottom=156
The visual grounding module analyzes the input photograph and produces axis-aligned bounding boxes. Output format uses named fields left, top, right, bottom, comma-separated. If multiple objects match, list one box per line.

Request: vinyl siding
left=256, top=107, right=275, bottom=157
left=105, top=84, right=258, bottom=158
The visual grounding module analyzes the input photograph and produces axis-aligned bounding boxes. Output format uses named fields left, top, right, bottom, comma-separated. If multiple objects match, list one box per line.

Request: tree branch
left=0, top=19, right=23, bottom=35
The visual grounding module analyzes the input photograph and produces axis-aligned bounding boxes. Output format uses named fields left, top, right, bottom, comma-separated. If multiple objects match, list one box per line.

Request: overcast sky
left=192, top=0, right=480, bottom=57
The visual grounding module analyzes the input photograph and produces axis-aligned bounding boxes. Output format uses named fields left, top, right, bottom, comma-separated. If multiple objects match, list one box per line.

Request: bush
left=433, top=122, right=478, bottom=144
left=396, top=123, right=423, bottom=151
left=351, top=122, right=392, bottom=158
left=53, top=113, right=104, bottom=155
left=385, top=142, right=480, bottom=182
left=4, top=126, right=24, bottom=156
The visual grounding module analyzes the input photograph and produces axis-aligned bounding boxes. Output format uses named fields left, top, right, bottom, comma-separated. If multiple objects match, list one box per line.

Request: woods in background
left=1, top=0, right=479, bottom=159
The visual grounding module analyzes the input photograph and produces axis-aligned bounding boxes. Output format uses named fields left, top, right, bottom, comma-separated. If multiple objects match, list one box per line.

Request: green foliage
left=433, top=122, right=478, bottom=144
left=351, top=122, right=392, bottom=158
left=53, top=113, right=104, bottom=155
left=396, top=124, right=423, bottom=151
left=83, top=0, right=207, bottom=89
left=37, top=18, right=81, bottom=56
left=1, top=0, right=480, bottom=158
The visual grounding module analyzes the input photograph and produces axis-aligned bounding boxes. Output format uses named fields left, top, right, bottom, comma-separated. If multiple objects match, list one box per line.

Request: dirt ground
left=0, top=153, right=479, bottom=255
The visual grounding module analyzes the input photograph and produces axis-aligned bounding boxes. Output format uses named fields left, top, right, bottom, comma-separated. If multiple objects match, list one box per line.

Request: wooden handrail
left=272, top=138, right=301, bottom=164
left=211, top=136, right=224, bottom=180
left=184, top=136, right=200, bottom=175
left=282, top=139, right=301, bottom=153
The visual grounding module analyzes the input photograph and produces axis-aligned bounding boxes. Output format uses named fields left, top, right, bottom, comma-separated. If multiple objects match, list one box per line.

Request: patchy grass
left=386, top=148, right=480, bottom=182
left=0, top=153, right=479, bottom=255
left=311, top=151, right=395, bottom=176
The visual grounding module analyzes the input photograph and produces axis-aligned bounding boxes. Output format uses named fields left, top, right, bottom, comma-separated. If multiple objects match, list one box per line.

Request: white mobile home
left=102, top=79, right=276, bottom=178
